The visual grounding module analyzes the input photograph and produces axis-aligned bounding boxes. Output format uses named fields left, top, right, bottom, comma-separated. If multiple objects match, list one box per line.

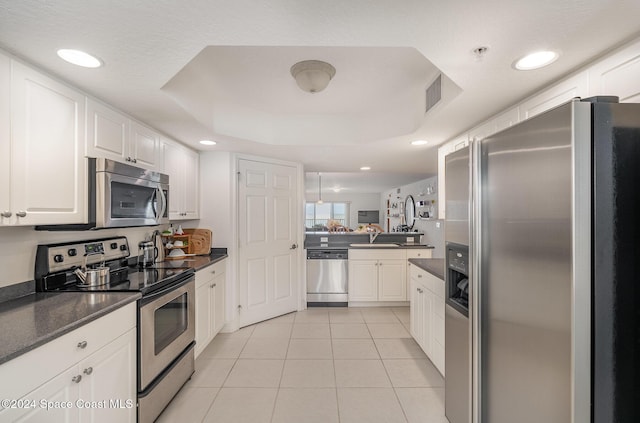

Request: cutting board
left=183, top=228, right=212, bottom=255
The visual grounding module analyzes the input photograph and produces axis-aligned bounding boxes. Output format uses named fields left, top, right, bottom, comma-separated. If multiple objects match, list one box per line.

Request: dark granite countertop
left=0, top=291, right=140, bottom=365
left=306, top=244, right=435, bottom=250
left=408, top=258, right=445, bottom=280
left=150, top=250, right=228, bottom=272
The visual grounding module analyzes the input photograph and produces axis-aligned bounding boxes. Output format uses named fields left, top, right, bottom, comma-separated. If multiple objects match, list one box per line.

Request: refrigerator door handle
left=470, top=137, right=482, bottom=423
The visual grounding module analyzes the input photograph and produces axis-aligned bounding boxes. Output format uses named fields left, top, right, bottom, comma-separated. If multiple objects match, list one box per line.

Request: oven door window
left=111, top=181, right=157, bottom=219
left=154, top=292, right=188, bottom=355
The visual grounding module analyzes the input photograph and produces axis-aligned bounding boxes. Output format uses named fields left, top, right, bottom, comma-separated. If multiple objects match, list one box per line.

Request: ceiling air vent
left=425, top=74, right=442, bottom=113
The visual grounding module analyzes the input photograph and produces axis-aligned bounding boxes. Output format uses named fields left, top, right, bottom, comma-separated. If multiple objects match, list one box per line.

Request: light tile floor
left=157, top=307, right=448, bottom=423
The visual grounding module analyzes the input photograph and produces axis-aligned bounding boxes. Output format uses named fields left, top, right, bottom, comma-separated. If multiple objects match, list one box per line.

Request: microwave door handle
left=158, top=187, right=167, bottom=220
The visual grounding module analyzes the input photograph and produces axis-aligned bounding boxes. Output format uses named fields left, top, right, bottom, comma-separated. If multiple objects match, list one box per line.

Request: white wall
left=198, top=151, right=237, bottom=331
left=304, top=192, right=381, bottom=229
left=0, top=226, right=159, bottom=288
left=381, top=176, right=444, bottom=258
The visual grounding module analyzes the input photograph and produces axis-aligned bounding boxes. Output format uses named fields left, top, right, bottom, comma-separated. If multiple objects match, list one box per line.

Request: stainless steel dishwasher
left=306, top=249, right=348, bottom=307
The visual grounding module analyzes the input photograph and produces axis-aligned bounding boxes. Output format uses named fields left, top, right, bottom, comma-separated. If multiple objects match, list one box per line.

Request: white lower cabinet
left=0, top=303, right=136, bottom=423
left=348, top=249, right=406, bottom=302
left=409, top=265, right=445, bottom=375
left=195, top=260, right=227, bottom=358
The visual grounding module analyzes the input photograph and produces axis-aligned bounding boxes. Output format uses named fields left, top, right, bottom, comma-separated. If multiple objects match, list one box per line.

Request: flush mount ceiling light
left=411, top=140, right=430, bottom=146
left=290, top=60, right=336, bottom=93
left=56, top=49, right=102, bottom=68
left=360, top=166, right=371, bottom=171
left=513, top=50, right=559, bottom=70
left=199, top=140, right=217, bottom=146
left=332, top=187, right=342, bottom=193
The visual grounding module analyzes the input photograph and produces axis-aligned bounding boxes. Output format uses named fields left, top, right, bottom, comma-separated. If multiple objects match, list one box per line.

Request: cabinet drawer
left=195, top=260, right=226, bottom=288
left=349, top=249, right=406, bottom=260
left=406, top=249, right=433, bottom=259
left=409, top=265, right=427, bottom=282
left=425, top=274, right=445, bottom=298
left=0, top=302, right=136, bottom=400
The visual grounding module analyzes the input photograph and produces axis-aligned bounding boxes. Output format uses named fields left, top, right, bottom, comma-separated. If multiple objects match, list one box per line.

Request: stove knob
left=110, top=242, right=118, bottom=250
left=54, top=254, right=64, bottom=263
left=68, top=248, right=77, bottom=257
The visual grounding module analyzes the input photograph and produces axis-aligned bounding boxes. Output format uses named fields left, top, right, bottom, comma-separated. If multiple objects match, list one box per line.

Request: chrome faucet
left=369, top=230, right=380, bottom=244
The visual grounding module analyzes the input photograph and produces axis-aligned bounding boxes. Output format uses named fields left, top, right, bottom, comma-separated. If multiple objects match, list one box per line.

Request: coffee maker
left=138, top=240, right=156, bottom=267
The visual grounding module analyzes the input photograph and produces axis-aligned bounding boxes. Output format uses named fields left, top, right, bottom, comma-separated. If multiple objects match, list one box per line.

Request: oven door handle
left=140, top=273, right=194, bottom=306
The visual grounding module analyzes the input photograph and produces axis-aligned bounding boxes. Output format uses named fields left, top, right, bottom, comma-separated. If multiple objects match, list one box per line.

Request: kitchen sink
left=349, top=243, right=400, bottom=248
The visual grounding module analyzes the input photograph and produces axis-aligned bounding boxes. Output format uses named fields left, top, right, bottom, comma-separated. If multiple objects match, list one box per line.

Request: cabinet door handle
left=417, top=274, right=422, bottom=278
left=16, top=211, right=27, bottom=218
left=212, top=283, right=216, bottom=287
left=72, top=375, right=82, bottom=383
left=77, top=341, right=88, bottom=349
left=83, top=367, right=93, bottom=375
left=0, top=211, right=11, bottom=218
left=211, top=270, right=216, bottom=274
left=210, top=284, right=214, bottom=288
left=290, top=243, right=298, bottom=250
left=132, top=158, right=137, bottom=163
left=125, top=156, right=131, bottom=162
left=417, top=288, right=423, bottom=294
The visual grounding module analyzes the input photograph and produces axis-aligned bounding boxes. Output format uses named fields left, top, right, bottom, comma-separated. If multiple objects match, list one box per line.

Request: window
left=305, top=202, right=350, bottom=230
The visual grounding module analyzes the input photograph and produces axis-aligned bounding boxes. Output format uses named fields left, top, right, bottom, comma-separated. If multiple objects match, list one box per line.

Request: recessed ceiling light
left=411, top=140, right=429, bottom=146
left=332, top=187, right=342, bottom=193
left=199, top=140, right=217, bottom=146
left=56, top=49, right=102, bottom=68
left=360, top=166, right=371, bottom=171
left=513, top=50, right=559, bottom=71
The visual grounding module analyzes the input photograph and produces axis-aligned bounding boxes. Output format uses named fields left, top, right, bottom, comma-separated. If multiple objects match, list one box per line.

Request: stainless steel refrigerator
left=445, top=96, right=640, bottom=423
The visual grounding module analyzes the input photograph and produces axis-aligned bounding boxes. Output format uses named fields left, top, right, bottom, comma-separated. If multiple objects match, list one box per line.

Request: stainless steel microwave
left=95, top=157, right=169, bottom=228
left=37, top=157, right=169, bottom=230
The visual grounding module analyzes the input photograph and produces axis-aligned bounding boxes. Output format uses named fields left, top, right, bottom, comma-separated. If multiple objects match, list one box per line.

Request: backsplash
left=0, top=226, right=163, bottom=289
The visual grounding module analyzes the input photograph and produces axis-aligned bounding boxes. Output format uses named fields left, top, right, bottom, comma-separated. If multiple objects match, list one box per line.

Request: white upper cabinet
left=588, top=38, right=640, bottom=103
left=86, top=99, right=129, bottom=161
left=86, top=98, right=160, bottom=170
left=437, top=135, right=467, bottom=220
left=519, top=70, right=589, bottom=120
left=130, top=121, right=159, bottom=170
left=8, top=60, right=86, bottom=226
left=161, top=137, right=200, bottom=220
left=493, top=106, right=520, bottom=133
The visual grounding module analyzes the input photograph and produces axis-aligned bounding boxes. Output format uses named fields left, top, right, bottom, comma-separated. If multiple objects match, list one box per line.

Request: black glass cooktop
left=50, top=265, right=194, bottom=295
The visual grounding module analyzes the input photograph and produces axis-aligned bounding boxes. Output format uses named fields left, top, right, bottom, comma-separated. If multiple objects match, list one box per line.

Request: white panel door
left=238, top=159, right=298, bottom=326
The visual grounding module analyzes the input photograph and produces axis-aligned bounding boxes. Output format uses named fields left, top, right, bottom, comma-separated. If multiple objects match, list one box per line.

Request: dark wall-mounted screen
left=358, top=210, right=379, bottom=224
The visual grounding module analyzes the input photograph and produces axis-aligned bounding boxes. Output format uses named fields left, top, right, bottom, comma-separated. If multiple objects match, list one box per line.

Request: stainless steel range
left=35, top=236, right=195, bottom=423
